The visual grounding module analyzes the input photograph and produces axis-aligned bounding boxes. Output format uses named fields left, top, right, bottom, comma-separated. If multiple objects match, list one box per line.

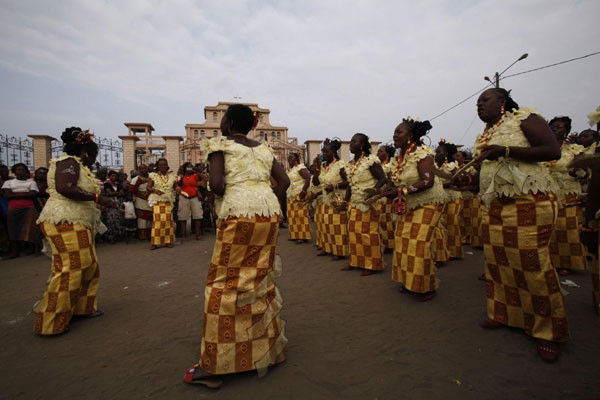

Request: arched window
left=193, top=130, right=198, bottom=140
left=212, top=112, right=218, bottom=121
left=200, top=130, right=205, bottom=139
left=214, top=130, right=218, bottom=137
left=277, top=132, right=281, bottom=139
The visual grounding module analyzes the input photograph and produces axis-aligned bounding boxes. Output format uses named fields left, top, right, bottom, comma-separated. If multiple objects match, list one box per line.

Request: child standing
left=121, top=192, right=137, bottom=243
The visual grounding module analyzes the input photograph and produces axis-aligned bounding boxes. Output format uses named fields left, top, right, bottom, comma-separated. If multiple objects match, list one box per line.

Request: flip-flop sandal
left=537, top=343, right=559, bottom=361
left=479, top=319, right=504, bottom=329
left=419, top=292, right=436, bottom=302
left=183, top=365, right=223, bottom=388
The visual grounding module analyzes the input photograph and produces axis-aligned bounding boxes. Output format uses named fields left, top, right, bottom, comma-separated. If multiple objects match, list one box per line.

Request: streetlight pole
left=485, top=53, right=528, bottom=87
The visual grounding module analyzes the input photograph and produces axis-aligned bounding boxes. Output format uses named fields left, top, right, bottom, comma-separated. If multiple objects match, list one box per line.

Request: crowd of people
left=20, top=97, right=600, bottom=388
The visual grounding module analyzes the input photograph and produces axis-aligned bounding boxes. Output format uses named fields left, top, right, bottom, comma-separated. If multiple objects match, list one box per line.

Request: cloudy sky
left=0, top=0, right=598, bottom=148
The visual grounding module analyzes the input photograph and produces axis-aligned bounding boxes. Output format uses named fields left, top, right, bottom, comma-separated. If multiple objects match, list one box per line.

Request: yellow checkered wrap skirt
left=459, top=195, right=473, bottom=244
left=481, top=193, right=569, bottom=342
left=444, top=198, right=464, bottom=258
left=313, top=203, right=325, bottom=248
left=379, top=197, right=396, bottom=250
left=150, top=202, right=175, bottom=245
left=286, top=199, right=312, bottom=240
left=432, top=203, right=449, bottom=263
left=549, top=193, right=587, bottom=271
left=392, top=203, right=444, bottom=293
left=200, top=214, right=286, bottom=375
left=347, top=205, right=384, bottom=270
left=322, top=204, right=349, bottom=257
left=471, top=197, right=483, bottom=247
left=34, top=222, right=99, bottom=335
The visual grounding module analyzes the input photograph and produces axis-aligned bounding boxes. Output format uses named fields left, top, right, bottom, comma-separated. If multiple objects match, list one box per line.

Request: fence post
left=119, top=136, right=139, bottom=175
left=162, top=136, right=183, bottom=172
left=28, top=135, right=57, bottom=169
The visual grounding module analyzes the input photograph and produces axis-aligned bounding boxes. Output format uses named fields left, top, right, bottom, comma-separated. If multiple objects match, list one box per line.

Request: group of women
left=32, top=97, right=600, bottom=388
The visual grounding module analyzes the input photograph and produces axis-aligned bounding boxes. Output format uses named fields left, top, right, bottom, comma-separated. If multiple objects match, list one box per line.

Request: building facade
left=183, top=102, right=304, bottom=165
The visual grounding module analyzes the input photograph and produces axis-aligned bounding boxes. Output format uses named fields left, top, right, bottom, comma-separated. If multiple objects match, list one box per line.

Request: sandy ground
left=1, top=225, right=599, bottom=400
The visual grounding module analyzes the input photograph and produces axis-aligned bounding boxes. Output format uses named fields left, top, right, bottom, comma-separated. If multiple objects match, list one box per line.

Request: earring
left=501, top=105, right=505, bottom=114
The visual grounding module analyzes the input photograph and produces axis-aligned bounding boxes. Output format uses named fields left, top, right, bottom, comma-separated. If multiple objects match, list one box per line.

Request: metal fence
left=51, top=137, right=123, bottom=170
left=0, top=134, right=34, bottom=169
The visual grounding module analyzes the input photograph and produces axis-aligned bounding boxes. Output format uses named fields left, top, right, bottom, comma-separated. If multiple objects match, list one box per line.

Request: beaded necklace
left=321, top=159, right=336, bottom=174
left=477, top=113, right=506, bottom=146
left=391, top=142, right=417, bottom=182
left=347, top=152, right=365, bottom=181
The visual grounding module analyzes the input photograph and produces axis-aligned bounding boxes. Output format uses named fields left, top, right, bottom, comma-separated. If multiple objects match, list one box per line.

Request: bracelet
left=95, top=193, right=99, bottom=203
left=505, top=146, right=510, bottom=159
left=402, top=187, right=408, bottom=197
left=465, top=175, right=472, bottom=185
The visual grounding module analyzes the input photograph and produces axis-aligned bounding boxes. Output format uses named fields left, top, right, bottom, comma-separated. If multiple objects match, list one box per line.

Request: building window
left=277, top=132, right=281, bottom=139
left=259, top=115, right=264, bottom=122
left=193, top=130, right=198, bottom=140
left=200, top=130, right=205, bottom=139
left=213, top=112, right=218, bottom=121
left=214, top=130, right=218, bottom=137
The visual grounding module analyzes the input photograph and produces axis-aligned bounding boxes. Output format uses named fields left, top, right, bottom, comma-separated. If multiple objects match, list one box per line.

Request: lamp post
left=484, top=53, right=528, bottom=87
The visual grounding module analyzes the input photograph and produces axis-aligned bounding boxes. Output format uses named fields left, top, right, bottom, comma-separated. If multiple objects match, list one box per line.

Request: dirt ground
left=1, top=225, right=599, bottom=400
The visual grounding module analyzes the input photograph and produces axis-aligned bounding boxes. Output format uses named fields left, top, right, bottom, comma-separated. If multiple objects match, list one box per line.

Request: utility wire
left=501, top=51, right=600, bottom=80
left=429, top=82, right=493, bottom=121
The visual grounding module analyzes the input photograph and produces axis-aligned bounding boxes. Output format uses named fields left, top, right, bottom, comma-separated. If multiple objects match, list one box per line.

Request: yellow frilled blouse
left=476, top=108, right=560, bottom=207
left=308, top=179, right=323, bottom=206
left=37, top=153, right=103, bottom=232
left=437, top=161, right=462, bottom=201
left=319, top=160, right=347, bottom=207
left=583, top=142, right=597, bottom=155
left=148, top=172, right=177, bottom=205
left=201, top=137, right=281, bottom=219
left=544, top=143, right=585, bottom=196
left=348, top=154, right=381, bottom=212
left=391, top=145, right=446, bottom=211
left=286, top=164, right=308, bottom=199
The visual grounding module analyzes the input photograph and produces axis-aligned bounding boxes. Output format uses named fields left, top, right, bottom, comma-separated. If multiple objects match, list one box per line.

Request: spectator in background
left=103, top=170, right=125, bottom=244
left=121, top=191, right=137, bottom=243
left=129, top=164, right=153, bottom=240
left=1, top=163, right=41, bottom=258
left=0, top=164, right=13, bottom=255
left=177, top=162, right=204, bottom=241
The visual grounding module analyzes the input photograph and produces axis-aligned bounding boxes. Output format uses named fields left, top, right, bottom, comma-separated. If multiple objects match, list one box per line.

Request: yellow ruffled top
left=437, top=161, right=462, bottom=201
left=382, top=159, right=396, bottom=178
left=583, top=142, right=597, bottom=155
left=319, top=159, right=347, bottom=207
left=37, top=153, right=103, bottom=232
left=477, top=108, right=560, bottom=207
left=544, top=143, right=585, bottom=196
left=201, top=137, right=281, bottom=219
left=391, top=145, right=446, bottom=210
left=348, top=154, right=381, bottom=212
left=148, top=172, right=177, bottom=205
left=286, top=164, right=308, bottom=199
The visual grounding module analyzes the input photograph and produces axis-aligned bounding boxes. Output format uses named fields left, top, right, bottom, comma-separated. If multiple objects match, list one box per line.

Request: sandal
left=150, top=245, right=157, bottom=251
left=196, top=235, right=203, bottom=241
left=360, top=270, right=375, bottom=276
left=183, top=364, right=223, bottom=388
left=340, top=265, right=353, bottom=271
left=73, top=310, right=104, bottom=319
left=557, top=268, right=571, bottom=276
left=331, top=255, right=345, bottom=261
left=398, top=286, right=409, bottom=293
left=167, top=243, right=173, bottom=248
left=317, top=251, right=329, bottom=257
left=537, top=341, right=560, bottom=361
left=419, top=292, right=435, bottom=302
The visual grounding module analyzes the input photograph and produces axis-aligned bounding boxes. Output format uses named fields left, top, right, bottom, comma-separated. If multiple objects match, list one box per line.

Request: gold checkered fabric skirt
left=459, top=195, right=473, bottom=244
left=287, top=199, right=312, bottom=240
left=150, top=202, right=175, bottom=245
left=200, top=214, right=286, bottom=375
left=34, top=222, right=99, bottom=335
left=379, top=197, right=396, bottom=250
left=432, top=203, right=449, bottom=263
left=314, top=203, right=325, bottom=248
left=322, top=204, right=349, bottom=257
left=471, top=197, right=483, bottom=247
left=549, top=193, right=586, bottom=271
left=347, top=205, right=384, bottom=270
left=392, top=203, right=444, bottom=293
left=481, top=193, right=569, bottom=342
left=444, top=198, right=464, bottom=258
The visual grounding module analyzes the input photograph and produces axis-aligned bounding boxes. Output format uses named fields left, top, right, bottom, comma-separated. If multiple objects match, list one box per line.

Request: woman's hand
left=381, top=186, right=399, bottom=198
left=478, top=145, right=505, bottom=161
left=97, top=195, right=119, bottom=209
left=365, top=188, right=379, bottom=199
left=153, top=189, right=164, bottom=195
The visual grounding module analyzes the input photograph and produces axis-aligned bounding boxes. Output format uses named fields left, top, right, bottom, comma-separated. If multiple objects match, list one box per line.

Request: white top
left=2, top=178, right=38, bottom=193
left=122, top=201, right=136, bottom=219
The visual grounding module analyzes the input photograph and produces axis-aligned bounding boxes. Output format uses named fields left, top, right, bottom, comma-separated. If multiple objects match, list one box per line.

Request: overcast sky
left=0, top=0, right=598, bottom=148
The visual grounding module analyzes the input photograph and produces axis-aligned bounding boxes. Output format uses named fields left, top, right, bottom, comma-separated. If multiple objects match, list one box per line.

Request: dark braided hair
left=402, top=119, right=432, bottom=145
left=549, top=116, right=572, bottom=134
left=437, top=141, right=458, bottom=163
left=293, top=153, right=301, bottom=163
left=384, top=145, right=396, bottom=159
left=489, top=88, right=519, bottom=112
left=61, top=126, right=99, bottom=158
left=224, top=104, right=255, bottom=134
left=323, top=138, right=342, bottom=160
left=353, top=133, right=372, bottom=155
